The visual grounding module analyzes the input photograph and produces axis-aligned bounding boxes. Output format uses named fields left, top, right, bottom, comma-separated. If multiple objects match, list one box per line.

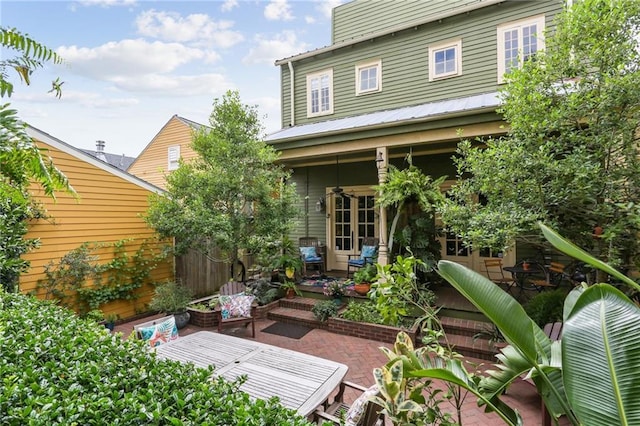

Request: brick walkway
left=116, top=315, right=546, bottom=425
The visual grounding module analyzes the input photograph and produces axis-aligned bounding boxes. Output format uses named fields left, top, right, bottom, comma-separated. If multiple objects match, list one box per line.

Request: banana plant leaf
left=562, top=284, right=640, bottom=426
left=437, top=260, right=572, bottom=422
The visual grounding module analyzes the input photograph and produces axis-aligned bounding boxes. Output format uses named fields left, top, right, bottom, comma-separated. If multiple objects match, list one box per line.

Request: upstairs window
left=355, top=60, right=382, bottom=95
left=497, top=15, right=545, bottom=83
left=429, top=39, right=462, bottom=81
left=168, top=145, right=180, bottom=171
left=306, top=69, right=334, bottom=117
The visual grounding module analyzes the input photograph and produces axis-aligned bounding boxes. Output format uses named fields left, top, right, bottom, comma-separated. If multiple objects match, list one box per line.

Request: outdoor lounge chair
left=347, top=237, right=379, bottom=278
left=214, top=281, right=256, bottom=337
left=299, top=237, right=325, bottom=276
left=313, top=381, right=384, bottom=425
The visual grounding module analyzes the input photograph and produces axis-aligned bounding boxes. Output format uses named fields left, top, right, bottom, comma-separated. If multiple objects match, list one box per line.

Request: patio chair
left=347, top=237, right=379, bottom=278
left=530, top=261, right=566, bottom=290
left=483, top=258, right=517, bottom=293
left=313, top=381, right=384, bottom=426
left=214, top=281, right=256, bottom=337
left=299, top=237, right=325, bottom=277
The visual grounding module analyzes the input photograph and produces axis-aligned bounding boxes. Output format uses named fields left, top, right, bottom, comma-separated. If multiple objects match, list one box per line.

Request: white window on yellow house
left=497, top=15, right=545, bottom=84
left=168, top=145, right=180, bottom=171
left=306, top=69, right=334, bottom=117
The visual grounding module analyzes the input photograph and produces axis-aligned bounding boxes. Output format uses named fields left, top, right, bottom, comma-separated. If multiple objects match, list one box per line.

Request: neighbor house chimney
left=95, top=140, right=107, bottom=161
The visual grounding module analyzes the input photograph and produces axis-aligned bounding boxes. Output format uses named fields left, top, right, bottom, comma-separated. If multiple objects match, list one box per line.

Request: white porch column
left=376, top=147, right=389, bottom=265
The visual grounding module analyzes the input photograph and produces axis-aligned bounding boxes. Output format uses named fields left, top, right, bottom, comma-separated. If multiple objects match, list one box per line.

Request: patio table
left=155, top=331, right=348, bottom=417
left=504, top=263, right=547, bottom=300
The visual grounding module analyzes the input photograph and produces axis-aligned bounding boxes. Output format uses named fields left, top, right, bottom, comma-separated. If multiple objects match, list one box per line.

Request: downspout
left=287, top=61, right=295, bottom=126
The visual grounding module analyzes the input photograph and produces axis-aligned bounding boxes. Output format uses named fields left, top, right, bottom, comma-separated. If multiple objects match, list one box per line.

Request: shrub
left=245, top=278, right=280, bottom=305
left=340, top=300, right=385, bottom=325
left=0, top=290, right=313, bottom=425
left=311, top=300, right=338, bottom=322
left=524, top=289, right=567, bottom=327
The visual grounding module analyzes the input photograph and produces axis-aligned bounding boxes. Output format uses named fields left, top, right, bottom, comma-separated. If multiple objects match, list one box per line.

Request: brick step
left=267, top=306, right=327, bottom=329
left=440, top=333, right=501, bottom=361
left=439, top=316, right=494, bottom=338
left=277, top=297, right=319, bottom=311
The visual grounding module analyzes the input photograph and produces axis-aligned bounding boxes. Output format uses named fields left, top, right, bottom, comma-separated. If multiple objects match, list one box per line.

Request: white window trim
left=168, top=145, right=180, bottom=171
left=428, top=39, right=462, bottom=81
left=497, top=15, right=546, bottom=84
left=306, top=69, right=334, bottom=118
left=355, top=59, right=382, bottom=95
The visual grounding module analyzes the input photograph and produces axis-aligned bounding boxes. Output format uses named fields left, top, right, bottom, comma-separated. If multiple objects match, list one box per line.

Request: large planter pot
left=353, top=282, right=371, bottom=296
left=171, top=311, right=191, bottom=329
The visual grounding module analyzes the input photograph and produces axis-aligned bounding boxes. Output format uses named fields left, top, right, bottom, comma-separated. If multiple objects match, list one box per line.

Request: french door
left=327, top=187, right=377, bottom=271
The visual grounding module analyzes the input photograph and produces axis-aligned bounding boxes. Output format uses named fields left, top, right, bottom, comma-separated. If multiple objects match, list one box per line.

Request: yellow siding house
left=22, top=125, right=173, bottom=320
left=127, top=115, right=205, bottom=190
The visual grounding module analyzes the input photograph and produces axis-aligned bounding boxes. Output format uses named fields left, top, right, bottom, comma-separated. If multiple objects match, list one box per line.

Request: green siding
left=333, top=0, right=485, bottom=43
left=280, top=0, right=562, bottom=128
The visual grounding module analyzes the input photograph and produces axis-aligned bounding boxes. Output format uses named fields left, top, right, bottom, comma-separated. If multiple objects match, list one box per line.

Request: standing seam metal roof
left=266, top=91, right=501, bottom=142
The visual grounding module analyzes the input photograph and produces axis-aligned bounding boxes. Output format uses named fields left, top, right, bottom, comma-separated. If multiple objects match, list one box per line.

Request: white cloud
left=305, top=16, right=316, bottom=24
left=221, top=0, right=238, bottom=12
left=15, top=90, right=139, bottom=109
left=135, top=10, right=243, bottom=48
left=315, top=0, right=343, bottom=19
left=109, top=73, right=233, bottom=96
left=57, top=39, right=207, bottom=79
left=243, top=31, right=309, bottom=65
left=76, top=0, right=136, bottom=7
left=264, top=0, right=294, bottom=21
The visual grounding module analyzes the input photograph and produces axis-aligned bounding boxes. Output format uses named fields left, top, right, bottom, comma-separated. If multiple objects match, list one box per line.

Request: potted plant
left=149, top=281, right=193, bottom=329
left=280, top=280, right=301, bottom=299
left=323, top=280, right=346, bottom=304
left=104, top=313, right=118, bottom=331
left=272, top=254, right=303, bottom=281
left=352, top=263, right=377, bottom=295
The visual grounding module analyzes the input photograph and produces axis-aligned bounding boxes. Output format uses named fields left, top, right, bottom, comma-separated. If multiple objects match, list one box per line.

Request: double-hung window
left=497, top=15, right=545, bottom=83
left=167, top=145, right=180, bottom=171
left=307, top=69, right=333, bottom=117
left=429, top=39, right=462, bottom=81
left=355, top=60, right=382, bottom=95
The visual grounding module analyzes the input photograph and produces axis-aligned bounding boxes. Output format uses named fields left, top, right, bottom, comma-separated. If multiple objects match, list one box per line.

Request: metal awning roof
left=266, top=91, right=501, bottom=143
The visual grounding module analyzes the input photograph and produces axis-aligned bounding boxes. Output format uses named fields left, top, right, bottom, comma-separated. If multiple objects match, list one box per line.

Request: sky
left=2, top=0, right=342, bottom=157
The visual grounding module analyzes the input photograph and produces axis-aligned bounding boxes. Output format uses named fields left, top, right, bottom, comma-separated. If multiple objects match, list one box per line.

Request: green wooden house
left=266, top=0, right=565, bottom=274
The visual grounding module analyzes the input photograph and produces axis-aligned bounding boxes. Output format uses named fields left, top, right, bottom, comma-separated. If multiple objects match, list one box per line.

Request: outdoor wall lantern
left=315, top=197, right=325, bottom=213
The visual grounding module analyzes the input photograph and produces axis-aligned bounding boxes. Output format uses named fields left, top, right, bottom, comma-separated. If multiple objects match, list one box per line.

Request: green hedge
left=0, top=291, right=314, bottom=425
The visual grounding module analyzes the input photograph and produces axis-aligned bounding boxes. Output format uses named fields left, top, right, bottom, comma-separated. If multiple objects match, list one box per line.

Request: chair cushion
left=360, top=245, right=377, bottom=260
left=348, top=258, right=366, bottom=267
left=345, top=384, right=379, bottom=426
left=219, top=293, right=255, bottom=318
left=300, top=246, right=321, bottom=261
left=138, top=316, right=178, bottom=348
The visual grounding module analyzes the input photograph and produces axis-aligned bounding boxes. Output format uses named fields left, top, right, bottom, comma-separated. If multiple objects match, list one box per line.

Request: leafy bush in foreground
left=0, top=291, right=313, bottom=425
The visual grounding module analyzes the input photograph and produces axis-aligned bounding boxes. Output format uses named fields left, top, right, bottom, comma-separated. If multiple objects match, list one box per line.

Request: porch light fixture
left=315, top=197, right=325, bottom=213
left=375, top=151, right=385, bottom=169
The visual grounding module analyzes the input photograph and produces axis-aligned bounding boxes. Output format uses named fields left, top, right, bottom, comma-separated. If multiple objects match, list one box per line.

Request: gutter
left=275, top=0, right=506, bottom=66
left=287, top=61, right=295, bottom=126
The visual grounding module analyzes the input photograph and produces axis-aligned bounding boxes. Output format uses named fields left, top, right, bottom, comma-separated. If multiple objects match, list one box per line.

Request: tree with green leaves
left=1, top=27, right=72, bottom=292
left=439, top=0, right=640, bottom=271
left=145, top=90, right=300, bottom=281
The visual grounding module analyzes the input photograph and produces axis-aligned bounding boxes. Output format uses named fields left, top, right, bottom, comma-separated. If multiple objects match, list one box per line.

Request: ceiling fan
left=327, top=155, right=356, bottom=199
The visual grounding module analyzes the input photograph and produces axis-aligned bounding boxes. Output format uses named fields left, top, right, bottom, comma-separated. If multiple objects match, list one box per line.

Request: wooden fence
left=175, top=244, right=255, bottom=298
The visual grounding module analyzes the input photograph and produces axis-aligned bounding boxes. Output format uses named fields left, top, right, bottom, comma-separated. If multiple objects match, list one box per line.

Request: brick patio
left=116, top=313, right=548, bottom=425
